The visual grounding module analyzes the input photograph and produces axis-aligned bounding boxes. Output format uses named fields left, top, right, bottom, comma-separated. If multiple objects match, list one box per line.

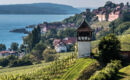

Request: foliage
left=9, top=59, right=32, bottom=67
left=43, top=48, right=57, bottom=62
left=62, top=14, right=83, bottom=26
left=89, top=60, right=122, bottom=80
left=62, top=59, right=98, bottom=80
left=31, top=41, right=46, bottom=62
left=109, top=11, right=130, bottom=35
left=0, top=58, right=9, bottom=67
left=114, top=22, right=130, bottom=35
left=41, top=27, right=76, bottom=48
left=0, top=52, right=75, bottom=80
left=119, top=65, right=130, bottom=80
left=123, top=28, right=130, bottom=34
left=0, top=44, right=6, bottom=51
left=121, top=11, right=130, bottom=22
left=10, top=42, right=19, bottom=51
left=23, top=26, right=41, bottom=53
left=98, top=34, right=121, bottom=64
left=19, top=44, right=25, bottom=52
left=57, top=28, right=76, bottom=39
left=66, top=44, right=75, bottom=51
left=0, top=55, right=32, bottom=67
left=0, top=57, right=96, bottom=80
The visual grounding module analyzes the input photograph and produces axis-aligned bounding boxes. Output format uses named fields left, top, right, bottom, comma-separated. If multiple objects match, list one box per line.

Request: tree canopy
left=0, top=44, right=6, bottom=51
left=98, top=34, right=121, bottom=64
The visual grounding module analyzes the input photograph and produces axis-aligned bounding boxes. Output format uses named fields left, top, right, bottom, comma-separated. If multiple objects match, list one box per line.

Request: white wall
left=77, top=41, right=91, bottom=58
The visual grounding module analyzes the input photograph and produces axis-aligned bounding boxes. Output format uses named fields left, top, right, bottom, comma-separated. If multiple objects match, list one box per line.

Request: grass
left=91, top=34, right=130, bottom=52
left=0, top=52, right=97, bottom=80
left=118, top=65, right=130, bottom=80
left=91, top=21, right=110, bottom=29
left=61, top=58, right=96, bottom=80
left=118, top=34, right=130, bottom=51
left=0, top=52, right=72, bottom=74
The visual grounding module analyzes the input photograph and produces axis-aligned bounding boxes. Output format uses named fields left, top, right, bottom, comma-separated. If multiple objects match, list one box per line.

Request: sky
left=0, top=0, right=129, bottom=8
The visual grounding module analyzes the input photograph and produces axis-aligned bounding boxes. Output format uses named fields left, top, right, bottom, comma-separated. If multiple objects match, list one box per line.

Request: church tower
left=77, top=19, right=93, bottom=58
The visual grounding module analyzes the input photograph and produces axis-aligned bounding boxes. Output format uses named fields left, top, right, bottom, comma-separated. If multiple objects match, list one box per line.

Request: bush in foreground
left=89, top=60, right=122, bottom=80
left=98, top=34, right=121, bottom=64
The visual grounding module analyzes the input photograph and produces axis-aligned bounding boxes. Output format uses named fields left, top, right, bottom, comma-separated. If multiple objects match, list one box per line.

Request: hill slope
left=0, top=3, right=80, bottom=14
left=92, top=34, right=130, bottom=51
left=119, top=65, right=130, bottom=80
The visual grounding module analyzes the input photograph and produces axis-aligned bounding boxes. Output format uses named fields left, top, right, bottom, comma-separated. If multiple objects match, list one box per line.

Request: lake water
left=0, top=14, right=73, bottom=48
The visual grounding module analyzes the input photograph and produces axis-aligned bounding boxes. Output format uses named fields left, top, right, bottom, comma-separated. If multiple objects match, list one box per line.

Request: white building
left=55, top=42, right=67, bottom=53
left=77, top=19, right=93, bottom=58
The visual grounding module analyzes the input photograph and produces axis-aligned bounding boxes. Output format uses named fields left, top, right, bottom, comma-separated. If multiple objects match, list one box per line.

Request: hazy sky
left=0, top=0, right=129, bottom=8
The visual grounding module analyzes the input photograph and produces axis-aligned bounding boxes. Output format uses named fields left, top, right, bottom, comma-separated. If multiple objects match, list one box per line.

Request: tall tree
left=11, top=42, right=19, bottom=51
left=0, top=44, right=6, bottom=51
left=98, top=34, right=121, bottom=64
left=23, top=26, right=41, bottom=53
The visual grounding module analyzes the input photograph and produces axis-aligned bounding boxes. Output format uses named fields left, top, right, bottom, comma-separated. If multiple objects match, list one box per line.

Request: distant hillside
left=0, top=3, right=80, bottom=14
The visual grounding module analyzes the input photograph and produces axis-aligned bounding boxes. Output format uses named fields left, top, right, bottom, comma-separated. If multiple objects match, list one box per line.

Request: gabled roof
left=77, top=19, right=93, bottom=32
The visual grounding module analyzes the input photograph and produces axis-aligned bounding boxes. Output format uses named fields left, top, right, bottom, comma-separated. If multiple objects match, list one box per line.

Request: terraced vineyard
left=0, top=52, right=97, bottom=80
left=61, top=58, right=97, bottom=80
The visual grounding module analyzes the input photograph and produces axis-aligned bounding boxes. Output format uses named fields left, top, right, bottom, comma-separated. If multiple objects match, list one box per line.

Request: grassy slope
left=61, top=58, right=96, bottom=80
left=119, top=65, right=130, bottom=80
left=91, top=34, right=130, bottom=51
left=91, top=21, right=110, bottom=29
left=0, top=52, right=72, bottom=74
left=0, top=52, right=97, bottom=80
left=123, top=28, right=130, bottom=34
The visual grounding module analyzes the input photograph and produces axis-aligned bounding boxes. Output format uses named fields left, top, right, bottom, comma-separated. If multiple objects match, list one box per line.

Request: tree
left=23, top=26, right=41, bottom=52
left=98, top=34, right=121, bottom=64
left=43, top=48, right=57, bottom=62
left=11, top=42, right=19, bottom=51
left=0, top=44, right=6, bottom=51
left=31, top=41, right=46, bottom=61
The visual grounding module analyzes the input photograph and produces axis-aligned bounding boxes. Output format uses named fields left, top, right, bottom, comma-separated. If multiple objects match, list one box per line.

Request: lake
left=0, top=14, right=73, bottom=48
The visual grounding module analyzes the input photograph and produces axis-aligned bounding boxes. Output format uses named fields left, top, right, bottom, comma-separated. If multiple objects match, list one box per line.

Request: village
left=0, top=1, right=129, bottom=58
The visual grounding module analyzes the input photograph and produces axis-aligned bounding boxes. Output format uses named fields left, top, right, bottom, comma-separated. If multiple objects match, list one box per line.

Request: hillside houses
left=108, top=10, right=121, bottom=21
left=53, top=37, right=76, bottom=52
left=96, top=2, right=129, bottom=22
left=0, top=51, right=18, bottom=58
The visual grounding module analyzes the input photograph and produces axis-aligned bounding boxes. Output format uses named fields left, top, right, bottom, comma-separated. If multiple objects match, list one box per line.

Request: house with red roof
left=53, top=37, right=76, bottom=52
left=0, top=51, right=18, bottom=58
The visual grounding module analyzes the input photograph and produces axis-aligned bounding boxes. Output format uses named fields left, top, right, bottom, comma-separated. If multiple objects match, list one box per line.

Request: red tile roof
left=0, top=51, right=16, bottom=54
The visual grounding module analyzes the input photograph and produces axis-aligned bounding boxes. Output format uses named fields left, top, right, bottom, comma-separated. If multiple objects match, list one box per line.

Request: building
left=0, top=51, right=18, bottom=58
left=55, top=42, right=67, bottom=53
left=77, top=19, right=93, bottom=58
left=53, top=37, right=76, bottom=53
left=63, top=37, right=76, bottom=45
left=96, top=12, right=106, bottom=22
left=108, top=10, right=121, bottom=22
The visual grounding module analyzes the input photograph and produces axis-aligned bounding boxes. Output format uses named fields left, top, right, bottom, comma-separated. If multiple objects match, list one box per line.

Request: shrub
left=89, top=60, right=122, bottom=80
left=0, top=58, right=9, bottom=67
left=98, top=34, right=121, bottom=64
left=43, top=48, right=57, bottom=62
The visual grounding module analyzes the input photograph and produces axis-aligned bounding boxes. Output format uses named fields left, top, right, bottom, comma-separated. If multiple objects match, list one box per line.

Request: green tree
left=98, top=34, right=121, bottom=64
left=31, top=41, right=46, bottom=61
left=11, top=42, right=19, bottom=51
left=0, top=44, right=6, bottom=51
left=23, top=26, right=41, bottom=52
left=43, top=48, right=57, bottom=62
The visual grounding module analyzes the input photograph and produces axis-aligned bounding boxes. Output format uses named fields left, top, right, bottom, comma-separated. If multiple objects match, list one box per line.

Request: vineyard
left=0, top=52, right=97, bottom=80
